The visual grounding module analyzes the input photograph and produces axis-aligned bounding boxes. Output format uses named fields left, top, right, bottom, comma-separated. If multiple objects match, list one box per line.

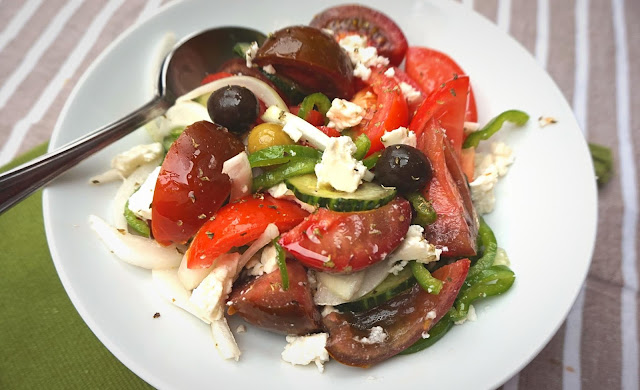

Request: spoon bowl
left=0, top=26, right=265, bottom=214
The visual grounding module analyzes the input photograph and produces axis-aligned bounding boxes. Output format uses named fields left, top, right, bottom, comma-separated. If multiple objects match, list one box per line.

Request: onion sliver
left=176, top=75, right=288, bottom=111
left=151, top=268, right=211, bottom=324
left=89, top=214, right=182, bottom=269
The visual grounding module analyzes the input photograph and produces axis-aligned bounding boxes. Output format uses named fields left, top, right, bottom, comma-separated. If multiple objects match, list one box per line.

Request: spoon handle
left=0, top=95, right=171, bottom=215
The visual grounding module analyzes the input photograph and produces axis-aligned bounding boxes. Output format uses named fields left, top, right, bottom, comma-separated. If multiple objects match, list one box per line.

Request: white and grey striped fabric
left=0, top=0, right=638, bottom=388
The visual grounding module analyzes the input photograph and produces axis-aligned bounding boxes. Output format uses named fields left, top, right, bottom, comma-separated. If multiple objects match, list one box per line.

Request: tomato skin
left=316, top=125, right=341, bottom=138
left=186, top=195, right=309, bottom=269
left=279, top=198, right=411, bottom=273
left=352, top=70, right=409, bottom=155
left=289, top=106, right=325, bottom=127
left=405, top=47, right=478, bottom=122
left=310, top=4, right=409, bottom=66
left=324, top=259, right=470, bottom=367
left=227, top=260, right=322, bottom=335
left=388, top=66, right=426, bottom=119
left=151, top=121, right=244, bottom=245
left=200, top=72, right=232, bottom=85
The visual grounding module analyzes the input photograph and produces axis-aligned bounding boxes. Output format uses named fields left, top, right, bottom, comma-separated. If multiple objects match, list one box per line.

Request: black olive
left=375, top=144, right=433, bottom=193
left=207, top=85, right=259, bottom=134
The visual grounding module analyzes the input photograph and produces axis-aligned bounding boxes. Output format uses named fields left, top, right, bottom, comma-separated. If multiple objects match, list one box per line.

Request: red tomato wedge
left=200, top=71, right=232, bottom=85
left=227, top=260, right=322, bottom=335
left=324, top=259, right=470, bottom=367
left=410, top=76, right=469, bottom=159
left=289, top=106, right=325, bottom=127
left=152, top=121, right=244, bottom=245
left=352, top=70, right=408, bottom=155
left=186, top=195, right=309, bottom=269
left=405, top=47, right=478, bottom=122
left=279, top=198, right=411, bottom=273
left=413, top=117, right=478, bottom=257
left=388, top=66, right=426, bottom=119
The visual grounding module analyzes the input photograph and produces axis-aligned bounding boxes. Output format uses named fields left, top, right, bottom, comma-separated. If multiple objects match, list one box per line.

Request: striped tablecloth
left=0, top=0, right=638, bottom=389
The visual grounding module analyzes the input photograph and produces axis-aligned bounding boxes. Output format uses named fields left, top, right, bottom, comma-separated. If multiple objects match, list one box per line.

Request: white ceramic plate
left=43, top=1, right=597, bottom=389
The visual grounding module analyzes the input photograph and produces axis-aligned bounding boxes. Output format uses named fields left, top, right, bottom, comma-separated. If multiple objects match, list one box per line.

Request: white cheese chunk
left=262, top=106, right=330, bottom=150
left=399, top=81, right=422, bottom=103
left=454, top=305, right=477, bottom=325
left=326, top=98, right=364, bottom=131
left=221, top=151, right=252, bottom=201
left=211, top=317, right=241, bottom=361
left=384, top=67, right=395, bottom=77
left=111, top=142, right=164, bottom=177
left=127, top=166, right=160, bottom=221
left=380, top=126, right=417, bottom=148
left=494, top=247, right=511, bottom=266
left=470, top=142, right=514, bottom=215
left=245, top=244, right=279, bottom=276
left=314, top=136, right=367, bottom=193
left=315, top=271, right=365, bottom=301
left=267, top=183, right=317, bottom=212
left=189, top=253, right=240, bottom=322
left=151, top=268, right=210, bottom=324
left=245, top=41, right=258, bottom=68
left=353, top=62, right=372, bottom=81
left=387, top=225, right=441, bottom=275
left=281, top=333, right=330, bottom=372
left=338, top=35, right=389, bottom=81
left=262, top=64, right=276, bottom=74
left=354, top=326, right=388, bottom=345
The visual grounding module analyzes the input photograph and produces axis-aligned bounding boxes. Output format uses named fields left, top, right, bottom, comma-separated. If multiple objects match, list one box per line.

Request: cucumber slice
left=337, top=267, right=416, bottom=312
left=285, top=174, right=396, bottom=212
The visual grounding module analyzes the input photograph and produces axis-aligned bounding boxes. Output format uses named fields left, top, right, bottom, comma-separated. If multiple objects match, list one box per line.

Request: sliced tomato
left=227, top=260, right=322, bottom=335
left=310, top=4, right=408, bottom=66
left=279, top=198, right=411, bottom=273
left=324, top=259, right=470, bottom=367
left=151, top=121, right=244, bottom=245
left=352, top=70, right=408, bottom=155
left=200, top=72, right=233, bottom=85
left=405, top=47, right=478, bottom=122
left=388, top=66, right=426, bottom=120
left=315, top=125, right=341, bottom=138
left=410, top=76, right=469, bottom=159
left=289, top=106, right=325, bottom=127
left=186, top=195, right=309, bottom=269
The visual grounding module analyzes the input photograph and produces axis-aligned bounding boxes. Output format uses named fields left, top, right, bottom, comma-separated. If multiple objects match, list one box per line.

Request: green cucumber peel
left=463, top=110, right=529, bottom=148
left=248, top=145, right=322, bottom=168
left=252, top=157, right=318, bottom=191
left=232, top=42, right=252, bottom=58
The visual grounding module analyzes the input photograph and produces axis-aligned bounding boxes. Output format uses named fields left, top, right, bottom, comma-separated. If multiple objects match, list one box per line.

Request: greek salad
left=89, top=4, right=528, bottom=371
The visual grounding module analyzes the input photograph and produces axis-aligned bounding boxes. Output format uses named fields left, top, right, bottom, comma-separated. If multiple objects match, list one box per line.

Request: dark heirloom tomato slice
left=151, top=121, right=244, bottom=245
left=405, top=46, right=478, bottom=122
left=352, top=70, right=408, bottom=155
left=323, top=259, right=470, bottom=367
left=254, top=26, right=354, bottom=99
left=186, top=195, right=309, bottom=269
left=279, top=198, right=411, bottom=273
left=310, top=4, right=408, bottom=66
left=227, top=261, right=322, bottom=335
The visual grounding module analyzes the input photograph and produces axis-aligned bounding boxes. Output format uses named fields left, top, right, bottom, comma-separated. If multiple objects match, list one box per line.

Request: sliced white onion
left=176, top=75, right=288, bottom=111
left=315, top=272, right=365, bottom=301
left=151, top=268, right=211, bottom=324
left=177, top=253, right=214, bottom=291
left=313, top=260, right=394, bottom=306
left=221, top=151, right=252, bottom=202
left=262, top=106, right=330, bottom=150
left=189, top=253, right=240, bottom=322
left=144, top=100, right=210, bottom=141
left=211, top=317, right=241, bottom=361
left=235, top=223, right=280, bottom=277
left=111, top=159, right=161, bottom=230
left=89, top=215, right=182, bottom=269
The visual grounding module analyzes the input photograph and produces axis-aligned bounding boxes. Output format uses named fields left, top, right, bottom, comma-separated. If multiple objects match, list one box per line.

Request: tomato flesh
left=324, top=259, right=470, bottom=367
left=352, top=70, right=408, bottom=155
left=151, top=121, right=244, bottom=245
left=227, top=260, right=322, bottom=335
left=186, top=195, right=309, bottom=269
left=405, top=46, right=478, bottom=122
left=200, top=72, right=232, bottom=85
left=310, top=4, right=409, bottom=66
left=388, top=66, right=426, bottom=120
left=279, top=198, right=411, bottom=273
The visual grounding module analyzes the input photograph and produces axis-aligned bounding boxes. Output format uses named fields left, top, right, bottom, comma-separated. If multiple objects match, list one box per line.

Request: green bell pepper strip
left=353, top=134, right=371, bottom=161
left=162, top=126, right=185, bottom=152
left=399, top=313, right=454, bottom=355
left=466, top=216, right=498, bottom=280
left=252, top=157, right=318, bottom=191
left=232, top=42, right=252, bottom=58
left=588, top=142, right=614, bottom=186
left=273, top=239, right=289, bottom=290
left=410, top=261, right=443, bottom=295
left=405, top=192, right=437, bottom=226
left=297, top=92, right=331, bottom=124
left=450, top=265, right=516, bottom=321
left=362, top=151, right=382, bottom=169
left=463, top=110, right=529, bottom=148
left=248, top=145, right=322, bottom=168
left=124, top=200, right=150, bottom=238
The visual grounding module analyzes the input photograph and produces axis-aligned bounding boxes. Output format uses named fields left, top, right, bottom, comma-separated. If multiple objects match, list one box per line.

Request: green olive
left=247, top=123, right=295, bottom=154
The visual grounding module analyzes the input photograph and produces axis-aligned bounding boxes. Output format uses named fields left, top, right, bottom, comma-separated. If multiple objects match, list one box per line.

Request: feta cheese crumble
left=90, top=142, right=164, bottom=183
left=354, top=326, right=388, bottom=345
left=127, top=166, right=161, bottom=220
left=399, top=81, right=422, bottom=103
left=380, top=126, right=417, bottom=148
left=338, top=35, right=390, bottom=81
left=262, top=64, right=276, bottom=74
left=454, top=305, right=477, bottom=325
left=281, top=333, right=330, bottom=372
left=493, top=247, right=511, bottom=266
left=245, top=41, right=258, bottom=68
left=384, top=67, right=395, bottom=77
left=387, top=225, right=442, bottom=275
left=245, top=244, right=279, bottom=276
left=267, top=183, right=317, bottom=213
left=314, top=136, right=367, bottom=193
left=470, top=142, right=515, bottom=214
left=326, top=98, right=364, bottom=131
